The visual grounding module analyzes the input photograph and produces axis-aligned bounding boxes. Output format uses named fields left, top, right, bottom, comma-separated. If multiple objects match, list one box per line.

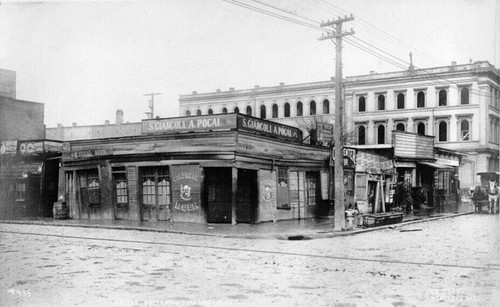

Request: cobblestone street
left=1, top=214, right=499, bottom=307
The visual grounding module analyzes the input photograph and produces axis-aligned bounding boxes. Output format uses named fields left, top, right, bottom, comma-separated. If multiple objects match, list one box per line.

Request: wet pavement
left=0, top=200, right=476, bottom=240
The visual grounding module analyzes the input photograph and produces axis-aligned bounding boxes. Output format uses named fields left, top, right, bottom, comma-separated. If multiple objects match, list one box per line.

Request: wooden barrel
left=53, top=202, right=69, bottom=219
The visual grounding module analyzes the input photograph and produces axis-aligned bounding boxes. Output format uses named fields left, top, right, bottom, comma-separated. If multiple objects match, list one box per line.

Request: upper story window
left=397, top=93, right=405, bottom=109
left=358, top=125, right=366, bottom=145
left=396, top=123, right=405, bottom=131
left=323, top=99, right=330, bottom=114
left=297, top=101, right=303, bottom=116
left=460, top=87, right=470, bottom=105
left=358, top=96, right=366, bottom=112
left=460, top=119, right=470, bottom=141
left=260, top=105, right=266, bottom=119
left=438, top=121, right=448, bottom=142
left=284, top=103, right=290, bottom=117
left=197, top=109, right=202, bottom=116
left=310, top=100, right=316, bottom=116
left=185, top=110, right=191, bottom=116
left=246, top=106, right=252, bottom=116
left=222, top=107, right=228, bottom=114
left=377, top=124, right=386, bottom=144
left=234, top=107, right=239, bottom=113
left=438, top=89, right=447, bottom=106
left=417, top=91, right=425, bottom=108
left=208, top=108, right=213, bottom=115
left=417, top=122, right=426, bottom=135
left=272, top=104, right=278, bottom=118
left=377, top=94, right=385, bottom=110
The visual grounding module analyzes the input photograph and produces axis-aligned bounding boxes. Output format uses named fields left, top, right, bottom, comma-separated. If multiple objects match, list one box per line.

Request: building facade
left=179, top=61, right=500, bottom=190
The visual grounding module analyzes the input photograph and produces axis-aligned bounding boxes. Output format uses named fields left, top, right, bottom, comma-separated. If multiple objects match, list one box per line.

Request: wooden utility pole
left=144, top=92, right=161, bottom=119
left=319, top=15, right=354, bottom=231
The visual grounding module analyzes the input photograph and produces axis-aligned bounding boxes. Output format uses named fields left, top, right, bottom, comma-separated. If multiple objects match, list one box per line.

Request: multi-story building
left=0, top=68, right=16, bottom=99
left=179, top=61, right=500, bottom=190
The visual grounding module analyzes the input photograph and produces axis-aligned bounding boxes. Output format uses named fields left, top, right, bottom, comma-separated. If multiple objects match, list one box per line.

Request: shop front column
left=231, top=167, right=238, bottom=225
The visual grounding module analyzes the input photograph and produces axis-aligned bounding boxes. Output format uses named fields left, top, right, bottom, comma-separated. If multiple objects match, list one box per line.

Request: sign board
left=330, top=147, right=357, bottom=168
left=65, top=148, right=113, bottom=159
left=170, top=165, right=202, bottom=213
left=355, top=150, right=394, bottom=173
left=393, top=131, right=434, bottom=159
left=19, top=141, right=44, bottom=155
left=238, top=115, right=302, bottom=142
left=0, top=140, right=17, bottom=155
left=316, top=123, right=334, bottom=142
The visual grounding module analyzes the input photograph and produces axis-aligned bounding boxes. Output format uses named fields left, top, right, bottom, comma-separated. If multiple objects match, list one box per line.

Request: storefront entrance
left=140, top=166, right=171, bottom=221
left=205, top=168, right=232, bottom=223
left=236, top=169, right=257, bottom=223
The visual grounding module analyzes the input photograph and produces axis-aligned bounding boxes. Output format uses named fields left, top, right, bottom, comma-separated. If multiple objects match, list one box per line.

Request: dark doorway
left=236, top=169, right=258, bottom=223
left=41, top=159, right=60, bottom=217
left=205, top=168, right=232, bottom=223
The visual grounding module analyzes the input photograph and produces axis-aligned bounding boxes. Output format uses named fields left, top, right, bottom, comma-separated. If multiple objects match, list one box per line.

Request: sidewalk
left=0, top=201, right=476, bottom=240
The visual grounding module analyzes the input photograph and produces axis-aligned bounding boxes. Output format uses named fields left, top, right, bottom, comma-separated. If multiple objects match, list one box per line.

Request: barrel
left=53, top=201, right=69, bottom=219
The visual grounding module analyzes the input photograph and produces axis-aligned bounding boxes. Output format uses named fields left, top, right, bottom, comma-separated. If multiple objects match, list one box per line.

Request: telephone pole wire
left=319, top=15, right=354, bottom=231
left=144, top=92, right=161, bottom=119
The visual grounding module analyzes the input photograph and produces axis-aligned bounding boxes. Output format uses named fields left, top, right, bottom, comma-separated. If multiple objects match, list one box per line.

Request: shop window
left=234, top=107, right=239, bottom=113
left=208, top=108, right=213, bottom=115
left=438, top=121, right=448, bottom=142
left=435, top=170, right=451, bottom=196
left=141, top=167, right=171, bottom=206
left=79, top=169, right=100, bottom=205
left=306, top=172, right=318, bottom=206
left=397, top=93, right=405, bottom=109
left=460, top=119, right=470, bottom=141
left=222, top=107, right=228, bottom=114
left=358, top=125, right=366, bottom=145
left=323, top=99, right=330, bottom=114
left=246, top=106, right=252, bottom=116
left=358, top=96, right=366, bottom=112
left=260, top=105, right=267, bottom=119
left=284, top=103, right=290, bottom=117
left=417, top=91, right=425, bottom=108
left=272, top=104, right=278, bottom=118
left=297, top=101, right=303, bottom=116
left=460, top=88, right=469, bottom=105
left=15, top=182, right=26, bottom=201
left=417, top=122, right=426, bottom=135
left=310, top=100, right=316, bottom=115
left=196, top=109, right=202, bottom=116
left=377, top=125, right=386, bottom=144
left=438, top=89, right=447, bottom=106
left=112, top=168, right=128, bottom=206
left=378, top=95, right=385, bottom=110
left=185, top=110, right=191, bottom=116
left=396, top=123, right=405, bottom=131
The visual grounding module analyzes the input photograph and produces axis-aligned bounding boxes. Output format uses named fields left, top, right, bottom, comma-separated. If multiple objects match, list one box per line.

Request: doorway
left=140, top=166, right=171, bottom=221
left=236, top=169, right=257, bottom=223
left=205, top=168, right=232, bottom=223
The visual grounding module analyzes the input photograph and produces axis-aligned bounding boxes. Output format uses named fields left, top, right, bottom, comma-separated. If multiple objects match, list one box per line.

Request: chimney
left=229, top=87, right=234, bottom=91
left=116, top=109, right=124, bottom=124
left=451, top=61, right=457, bottom=66
left=279, top=82, right=285, bottom=86
left=192, top=91, right=197, bottom=95
left=72, top=122, right=77, bottom=127
left=370, top=71, right=376, bottom=75
left=105, top=120, right=110, bottom=125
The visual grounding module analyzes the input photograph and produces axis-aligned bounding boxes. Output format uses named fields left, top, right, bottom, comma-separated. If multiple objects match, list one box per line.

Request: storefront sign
left=142, top=114, right=237, bottom=134
left=316, top=123, right=334, bottom=142
left=435, top=158, right=459, bottom=167
left=0, top=140, right=17, bottom=155
left=355, top=150, right=394, bottom=173
left=66, top=148, right=113, bottom=159
left=393, top=131, right=434, bottom=159
left=44, top=141, right=63, bottom=152
left=238, top=115, right=302, bottom=142
left=171, top=165, right=201, bottom=212
left=330, top=147, right=357, bottom=168
left=18, top=141, right=44, bottom=155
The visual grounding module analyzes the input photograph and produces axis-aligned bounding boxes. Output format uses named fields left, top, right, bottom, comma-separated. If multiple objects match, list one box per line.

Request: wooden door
left=140, top=167, right=171, bottom=221
left=205, top=168, right=232, bottom=223
left=236, top=169, right=257, bottom=223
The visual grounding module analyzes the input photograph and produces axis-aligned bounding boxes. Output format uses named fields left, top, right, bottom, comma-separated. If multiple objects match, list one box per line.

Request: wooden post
left=231, top=167, right=238, bottom=225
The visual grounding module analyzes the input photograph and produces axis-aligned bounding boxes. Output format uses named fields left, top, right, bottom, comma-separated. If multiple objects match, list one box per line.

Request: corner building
left=179, top=61, right=500, bottom=191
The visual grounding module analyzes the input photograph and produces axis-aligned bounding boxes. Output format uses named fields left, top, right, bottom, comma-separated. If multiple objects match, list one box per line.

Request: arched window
left=358, top=126, right=366, bottom=145
left=260, top=105, right=266, bottom=119
left=272, top=104, right=278, bottom=118
left=358, top=96, right=366, bottom=112
left=439, top=89, right=447, bottom=106
left=460, top=119, right=470, bottom=141
left=377, top=125, right=385, bottom=144
left=461, top=88, right=469, bottom=105
left=246, top=106, right=252, bottom=116
left=185, top=110, right=191, bottom=116
left=310, top=100, right=316, bottom=115
left=234, top=107, right=239, bottom=113
left=378, top=95, right=385, bottom=110
left=417, top=122, right=426, bottom=135
left=397, top=93, right=405, bottom=109
left=323, top=99, right=330, bottom=114
left=208, top=108, right=213, bottom=115
left=196, top=109, right=202, bottom=116
left=417, top=91, right=425, bottom=108
left=396, top=123, right=405, bottom=131
left=222, top=107, right=228, bottom=114
left=438, top=121, right=447, bottom=142
left=284, top=103, right=290, bottom=117
left=297, top=101, right=303, bottom=116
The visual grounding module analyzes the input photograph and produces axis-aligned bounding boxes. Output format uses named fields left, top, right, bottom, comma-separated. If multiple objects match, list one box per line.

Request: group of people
left=469, top=180, right=499, bottom=214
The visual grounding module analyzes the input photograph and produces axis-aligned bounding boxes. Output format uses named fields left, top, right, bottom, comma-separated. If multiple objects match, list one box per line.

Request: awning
left=418, top=161, right=454, bottom=169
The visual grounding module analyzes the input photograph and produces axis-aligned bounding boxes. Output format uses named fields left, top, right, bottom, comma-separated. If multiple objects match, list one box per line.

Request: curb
left=0, top=211, right=475, bottom=240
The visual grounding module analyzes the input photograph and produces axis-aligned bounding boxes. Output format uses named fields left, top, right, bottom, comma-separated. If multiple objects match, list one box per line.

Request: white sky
left=1, top=0, right=498, bottom=127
